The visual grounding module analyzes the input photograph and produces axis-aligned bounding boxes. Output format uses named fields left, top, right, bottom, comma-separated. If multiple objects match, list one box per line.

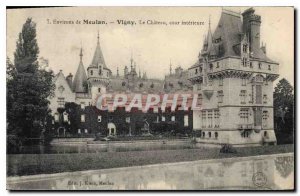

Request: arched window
left=215, top=132, right=218, bottom=138
left=208, top=132, right=211, bottom=138
left=202, top=132, right=205, bottom=138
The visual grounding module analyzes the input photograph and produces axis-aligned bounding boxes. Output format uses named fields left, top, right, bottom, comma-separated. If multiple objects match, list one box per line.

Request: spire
left=209, top=15, right=211, bottom=31
left=117, top=67, right=119, bottom=77
left=207, top=15, right=213, bottom=52
left=79, top=46, right=83, bottom=62
left=89, top=31, right=108, bottom=69
left=73, top=48, right=88, bottom=93
left=169, top=59, right=172, bottom=75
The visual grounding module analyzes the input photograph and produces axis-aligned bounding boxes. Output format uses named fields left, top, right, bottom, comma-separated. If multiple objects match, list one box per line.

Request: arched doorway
left=57, top=127, right=66, bottom=137
left=107, top=123, right=117, bottom=136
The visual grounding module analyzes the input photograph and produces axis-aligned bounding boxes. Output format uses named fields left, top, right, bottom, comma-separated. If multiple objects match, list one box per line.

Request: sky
left=6, top=7, right=294, bottom=86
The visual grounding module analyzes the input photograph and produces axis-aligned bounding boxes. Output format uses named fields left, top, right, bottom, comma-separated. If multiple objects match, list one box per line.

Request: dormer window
left=90, top=70, right=93, bottom=76
left=215, top=37, right=221, bottom=43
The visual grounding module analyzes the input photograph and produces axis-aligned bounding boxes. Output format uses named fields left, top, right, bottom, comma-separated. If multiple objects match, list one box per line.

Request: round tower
left=87, top=32, right=111, bottom=104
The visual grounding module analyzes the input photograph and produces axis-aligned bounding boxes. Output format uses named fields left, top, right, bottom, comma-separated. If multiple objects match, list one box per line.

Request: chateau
left=188, top=8, right=279, bottom=146
left=48, top=33, right=193, bottom=137
left=49, top=8, right=279, bottom=146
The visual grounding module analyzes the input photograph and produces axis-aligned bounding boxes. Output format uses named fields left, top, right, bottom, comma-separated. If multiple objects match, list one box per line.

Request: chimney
left=66, top=73, right=73, bottom=88
left=242, top=8, right=261, bottom=53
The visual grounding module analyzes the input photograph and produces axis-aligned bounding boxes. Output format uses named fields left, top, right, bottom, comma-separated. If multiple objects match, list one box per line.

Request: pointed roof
left=89, top=32, right=107, bottom=69
left=210, top=9, right=243, bottom=57
left=73, top=48, right=88, bottom=93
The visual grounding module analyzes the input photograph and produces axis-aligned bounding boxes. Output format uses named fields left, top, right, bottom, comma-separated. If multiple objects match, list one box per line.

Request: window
left=214, top=110, right=220, bottom=128
left=242, top=57, right=247, bottom=67
left=262, top=111, right=269, bottom=128
left=99, top=66, right=102, bottom=75
left=240, top=90, right=247, bottom=104
left=98, top=88, right=101, bottom=93
left=63, top=112, right=68, bottom=122
left=81, top=114, right=85, bottom=122
left=98, top=115, right=102, bottom=122
left=216, top=62, right=220, bottom=68
left=209, top=64, right=213, bottom=71
left=202, top=111, right=206, bottom=128
left=268, top=65, right=271, bottom=70
left=162, top=116, right=165, bottom=122
left=258, top=63, right=262, bottom=69
left=256, top=85, right=262, bottom=104
left=215, top=132, right=218, bottom=138
left=198, top=94, right=203, bottom=106
left=243, top=44, right=247, bottom=53
left=197, top=83, right=202, bottom=90
left=81, top=102, right=85, bottom=109
left=208, top=110, right=213, bottom=128
left=263, top=94, right=268, bottom=104
left=208, top=132, right=211, bottom=138
left=85, top=129, right=88, bottom=134
left=242, top=78, right=247, bottom=86
left=107, top=72, right=109, bottom=77
left=54, top=113, right=59, bottom=122
left=217, top=91, right=224, bottom=103
left=208, top=78, right=212, bottom=86
left=91, top=70, right=93, bottom=75
left=202, top=132, right=205, bottom=138
left=171, top=116, right=175, bottom=121
left=78, top=129, right=81, bottom=134
left=156, top=116, right=159, bottom=122
left=126, top=117, right=130, bottom=123
left=57, top=97, right=65, bottom=108
left=219, top=77, right=223, bottom=86
left=195, top=69, right=198, bottom=74
left=154, top=107, right=158, bottom=113
left=250, top=62, right=253, bottom=68
left=264, top=131, right=268, bottom=137
left=240, top=108, right=249, bottom=124
left=184, top=115, right=189, bottom=127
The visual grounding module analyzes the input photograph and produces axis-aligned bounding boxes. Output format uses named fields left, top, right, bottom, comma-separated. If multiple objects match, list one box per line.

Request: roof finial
left=130, top=51, right=133, bottom=68
left=97, top=30, right=100, bottom=43
left=79, top=44, right=83, bottom=62
left=169, top=59, right=172, bottom=75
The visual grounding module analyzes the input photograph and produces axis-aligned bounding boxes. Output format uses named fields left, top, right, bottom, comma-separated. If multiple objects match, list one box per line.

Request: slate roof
left=195, top=9, right=278, bottom=64
left=89, top=34, right=108, bottom=69
left=72, top=49, right=88, bottom=93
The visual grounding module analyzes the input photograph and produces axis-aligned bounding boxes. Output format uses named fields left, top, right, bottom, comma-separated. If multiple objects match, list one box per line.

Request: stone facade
left=188, top=8, right=279, bottom=146
left=48, top=33, right=193, bottom=137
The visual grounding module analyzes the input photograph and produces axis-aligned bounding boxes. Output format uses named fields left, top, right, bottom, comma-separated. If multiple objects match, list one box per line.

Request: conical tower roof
left=73, top=48, right=88, bottom=93
left=89, top=32, right=107, bottom=69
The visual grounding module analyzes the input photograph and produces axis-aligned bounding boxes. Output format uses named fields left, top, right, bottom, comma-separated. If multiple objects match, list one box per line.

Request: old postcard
left=6, top=6, right=294, bottom=190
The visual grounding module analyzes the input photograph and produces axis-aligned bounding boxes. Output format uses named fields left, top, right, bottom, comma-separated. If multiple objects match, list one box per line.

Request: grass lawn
left=7, top=144, right=293, bottom=177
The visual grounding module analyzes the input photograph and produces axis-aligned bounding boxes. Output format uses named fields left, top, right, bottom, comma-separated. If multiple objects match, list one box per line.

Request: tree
left=273, top=78, right=294, bottom=144
left=7, top=18, right=55, bottom=140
